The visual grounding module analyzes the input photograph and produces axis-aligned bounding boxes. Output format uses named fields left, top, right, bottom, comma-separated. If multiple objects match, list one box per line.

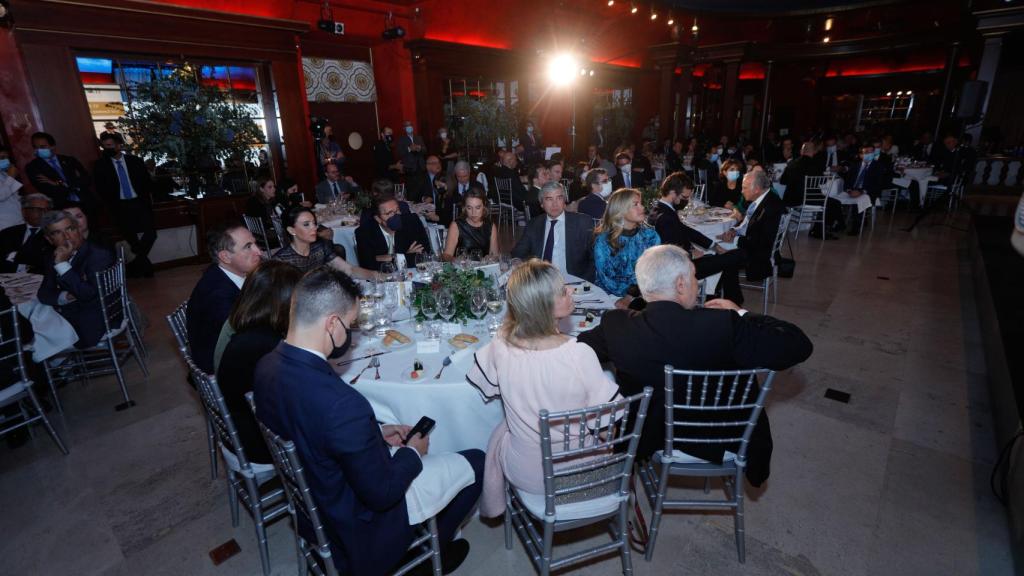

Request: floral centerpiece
left=413, top=264, right=494, bottom=323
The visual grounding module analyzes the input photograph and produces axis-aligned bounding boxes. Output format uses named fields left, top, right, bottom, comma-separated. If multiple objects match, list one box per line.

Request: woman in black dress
left=442, top=187, right=498, bottom=260
left=273, top=206, right=380, bottom=279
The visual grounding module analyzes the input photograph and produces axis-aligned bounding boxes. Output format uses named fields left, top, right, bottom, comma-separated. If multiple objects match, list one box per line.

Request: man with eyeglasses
left=0, top=193, right=54, bottom=274
left=36, top=209, right=115, bottom=349
left=355, top=194, right=431, bottom=272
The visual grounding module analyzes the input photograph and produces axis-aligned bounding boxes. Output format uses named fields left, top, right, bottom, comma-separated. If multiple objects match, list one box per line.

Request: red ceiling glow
left=422, top=33, right=510, bottom=50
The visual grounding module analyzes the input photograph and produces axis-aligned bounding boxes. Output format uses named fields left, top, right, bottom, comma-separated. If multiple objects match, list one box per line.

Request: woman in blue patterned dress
left=593, top=188, right=660, bottom=296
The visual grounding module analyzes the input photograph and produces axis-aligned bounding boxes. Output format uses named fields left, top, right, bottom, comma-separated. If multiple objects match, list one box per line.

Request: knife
left=335, top=350, right=394, bottom=367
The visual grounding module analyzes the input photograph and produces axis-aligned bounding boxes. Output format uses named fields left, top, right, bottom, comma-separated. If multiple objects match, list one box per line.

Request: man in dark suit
left=577, top=168, right=610, bottom=221
left=912, top=131, right=935, bottom=163
left=720, top=170, right=786, bottom=284
left=315, top=161, right=360, bottom=205
left=396, top=121, right=426, bottom=180
left=784, top=142, right=843, bottom=239
left=652, top=173, right=745, bottom=303
left=36, top=210, right=116, bottom=349
left=521, top=163, right=547, bottom=219
left=414, top=155, right=445, bottom=206
left=374, top=127, right=403, bottom=182
left=94, top=133, right=158, bottom=277
left=578, top=245, right=813, bottom=486
left=25, top=132, right=94, bottom=211
left=186, top=223, right=264, bottom=374
left=512, top=182, right=595, bottom=280
left=492, top=151, right=530, bottom=214
left=253, top=267, right=482, bottom=575
left=356, top=194, right=431, bottom=272
left=519, top=121, right=542, bottom=165
left=0, top=193, right=53, bottom=274
left=434, top=161, right=475, bottom=227
left=611, top=152, right=646, bottom=190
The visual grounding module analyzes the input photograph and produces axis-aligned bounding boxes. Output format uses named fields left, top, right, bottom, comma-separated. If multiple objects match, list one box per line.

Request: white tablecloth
left=681, top=208, right=736, bottom=240
left=18, top=299, right=78, bottom=362
left=826, top=177, right=873, bottom=214
left=341, top=275, right=615, bottom=454
left=892, top=167, right=937, bottom=208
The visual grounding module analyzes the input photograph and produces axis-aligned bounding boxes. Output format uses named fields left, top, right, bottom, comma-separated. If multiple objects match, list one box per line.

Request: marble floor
left=0, top=210, right=1016, bottom=576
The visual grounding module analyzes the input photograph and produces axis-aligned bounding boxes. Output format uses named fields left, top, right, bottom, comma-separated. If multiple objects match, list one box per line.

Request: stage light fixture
left=897, top=91, right=903, bottom=95
left=607, top=0, right=614, bottom=6
left=886, top=91, right=892, bottom=96
left=666, top=12, right=674, bottom=25
left=548, top=53, right=579, bottom=86
left=825, top=17, right=833, bottom=31
left=823, top=36, right=831, bottom=43
left=691, top=18, right=699, bottom=33
left=630, top=2, right=638, bottom=14
left=907, top=90, right=913, bottom=95
left=650, top=8, right=658, bottom=20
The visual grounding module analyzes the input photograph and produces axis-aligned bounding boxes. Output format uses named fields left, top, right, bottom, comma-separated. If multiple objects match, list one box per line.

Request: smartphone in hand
left=403, top=416, right=436, bottom=445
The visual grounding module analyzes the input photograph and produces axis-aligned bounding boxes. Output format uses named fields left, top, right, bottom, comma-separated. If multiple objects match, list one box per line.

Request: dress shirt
left=378, top=224, right=396, bottom=255
left=218, top=266, right=246, bottom=289
left=112, top=156, right=138, bottom=199
left=55, top=251, right=78, bottom=305
left=295, top=344, right=327, bottom=361
left=736, top=191, right=768, bottom=237
left=0, top=173, right=24, bottom=230
left=8, top=226, right=40, bottom=272
left=545, top=211, right=567, bottom=276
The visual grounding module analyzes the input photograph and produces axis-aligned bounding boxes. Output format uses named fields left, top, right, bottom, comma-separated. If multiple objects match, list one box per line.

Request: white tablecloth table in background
left=681, top=208, right=736, bottom=241
left=18, top=299, right=79, bottom=362
left=892, top=166, right=937, bottom=207
left=826, top=177, right=873, bottom=213
left=342, top=274, right=615, bottom=454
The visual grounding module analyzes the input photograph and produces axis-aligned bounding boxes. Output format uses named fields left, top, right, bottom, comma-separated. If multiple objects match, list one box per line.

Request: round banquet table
left=892, top=166, right=937, bottom=208
left=681, top=207, right=736, bottom=241
left=340, top=274, right=618, bottom=454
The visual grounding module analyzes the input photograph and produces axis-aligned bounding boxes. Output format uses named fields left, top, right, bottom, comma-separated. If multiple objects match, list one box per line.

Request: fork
left=350, top=359, right=375, bottom=384
left=372, top=356, right=381, bottom=380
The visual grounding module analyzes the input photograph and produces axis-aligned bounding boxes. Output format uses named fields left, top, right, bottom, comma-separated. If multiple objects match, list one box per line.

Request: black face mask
left=384, top=135, right=393, bottom=144
left=328, top=318, right=353, bottom=360
left=102, top=148, right=118, bottom=158
left=676, top=197, right=689, bottom=209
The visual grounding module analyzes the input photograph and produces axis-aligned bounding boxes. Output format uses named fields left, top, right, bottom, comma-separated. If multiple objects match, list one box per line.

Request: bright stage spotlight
left=547, top=53, right=579, bottom=86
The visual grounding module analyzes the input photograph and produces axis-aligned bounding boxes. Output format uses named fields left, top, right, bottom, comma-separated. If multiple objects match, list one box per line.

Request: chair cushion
left=656, top=449, right=737, bottom=465
left=220, top=444, right=276, bottom=483
left=515, top=487, right=625, bottom=522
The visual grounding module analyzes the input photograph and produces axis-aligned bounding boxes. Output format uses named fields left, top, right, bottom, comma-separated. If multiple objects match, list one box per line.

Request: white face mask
left=404, top=126, right=414, bottom=135
left=439, top=131, right=447, bottom=139
left=599, top=181, right=612, bottom=197
left=619, top=163, right=632, bottom=173
left=527, top=126, right=534, bottom=134
left=726, top=170, right=740, bottom=182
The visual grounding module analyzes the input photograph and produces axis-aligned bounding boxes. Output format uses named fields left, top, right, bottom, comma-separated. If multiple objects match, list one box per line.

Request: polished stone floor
left=0, top=210, right=1016, bottom=576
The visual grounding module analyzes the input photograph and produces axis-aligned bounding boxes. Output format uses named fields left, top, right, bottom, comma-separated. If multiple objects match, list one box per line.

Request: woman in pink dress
left=467, top=259, right=620, bottom=517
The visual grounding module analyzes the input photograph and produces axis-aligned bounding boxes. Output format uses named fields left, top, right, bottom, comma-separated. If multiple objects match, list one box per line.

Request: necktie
left=542, top=219, right=557, bottom=262
left=854, top=162, right=868, bottom=189
left=828, top=151, right=836, bottom=167
left=625, top=171, right=631, bottom=188
left=332, top=181, right=340, bottom=199
left=115, top=159, right=134, bottom=199
left=47, top=157, right=67, bottom=182
left=25, top=227, right=38, bottom=245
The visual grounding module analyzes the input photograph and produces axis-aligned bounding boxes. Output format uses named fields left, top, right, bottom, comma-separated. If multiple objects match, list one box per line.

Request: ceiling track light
left=825, top=17, right=833, bottom=31
left=607, top=0, right=614, bottom=6
left=666, top=11, right=674, bottom=26
left=630, top=2, right=638, bottom=14
left=691, top=17, right=699, bottom=34
left=650, top=7, right=658, bottom=20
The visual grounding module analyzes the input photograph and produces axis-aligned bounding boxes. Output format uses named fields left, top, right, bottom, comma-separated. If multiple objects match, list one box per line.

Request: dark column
left=658, top=62, right=674, bottom=143
left=758, top=60, right=774, bottom=152
left=720, top=60, right=740, bottom=139
left=933, top=42, right=960, bottom=142
left=677, top=65, right=692, bottom=141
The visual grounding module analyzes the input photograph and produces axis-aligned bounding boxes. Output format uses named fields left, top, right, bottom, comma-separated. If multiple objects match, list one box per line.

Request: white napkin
left=391, top=447, right=475, bottom=524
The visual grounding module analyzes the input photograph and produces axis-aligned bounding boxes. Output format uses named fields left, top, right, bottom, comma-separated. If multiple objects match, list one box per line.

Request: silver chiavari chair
left=739, top=212, right=791, bottom=312
left=166, top=301, right=219, bottom=479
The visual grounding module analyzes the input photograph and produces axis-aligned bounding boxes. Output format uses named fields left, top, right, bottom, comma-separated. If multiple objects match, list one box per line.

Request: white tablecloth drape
left=341, top=275, right=615, bottom=454
left=18, top=299, right=78, bottom=362
left=826, top=177, right=874, bottom=213
left=892, top=167, right=937, bottom=208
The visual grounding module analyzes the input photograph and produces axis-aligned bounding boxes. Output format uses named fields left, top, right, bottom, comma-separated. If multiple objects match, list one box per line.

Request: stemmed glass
left=415, top=252, right=431, bottom=280
left=486, top=286, right=505, bottom=334
left=470, top=287, right=488, bottom=335
left=380, top=261, right=397, bottom=282
left=383, top=284, right=400, bottom=327
left=418, top=291, right=439, bottom=337
left=436, top=290, right=456, bottom=331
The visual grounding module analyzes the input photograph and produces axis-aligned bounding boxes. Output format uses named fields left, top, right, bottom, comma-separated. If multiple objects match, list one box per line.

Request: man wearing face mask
left=93, top=133, right=158, bottom=277
left=578, top=168, right=611, bottom=221
left=396, top=121, right=426, bottom=180
left=25, top=132, right=93, bottom=211
left=0, top=146, right=24, bottom=231
left=611, top=152, right=646, bottom=190
left=374, top=127, right=404, bottom=182
left=843, top=144, right=886, bottom=232
left=253, top=266, right=483, bottom=576
left=355, top=194, right=431, bottom=272
left=585, top=144, right=616, bottom=176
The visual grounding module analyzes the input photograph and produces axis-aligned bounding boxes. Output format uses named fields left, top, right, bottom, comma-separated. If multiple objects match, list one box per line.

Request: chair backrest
left=394, top=183, right=406, bottom=201
left=191, top=363, right=255, bottom=473
left=772, top=212, right=791, bottom=255
left=494, top=178, right=513, bottom=205
left=559, top=178, right=572, bottom=201
left=0, top=306, right=30, bottom=384
left=538, top=387, right=653, bottom=519
left=697, top=168, right=708, bottom=186
left=94, top=261, right=128, bottom=337
left=802, top=175, right=831, bottom=205
left=269, top=217, right=287, bottom=248
left=242, top=214, right=270, bottom=253
left=694, top=183, right=707, bottom=203
left=166, top=301, right=190, bottom=358
left=662, top=367, right=776, bottom=467
left=475, top=171, right=490, bottom=192
left=247, top=392, right=339, bottom=576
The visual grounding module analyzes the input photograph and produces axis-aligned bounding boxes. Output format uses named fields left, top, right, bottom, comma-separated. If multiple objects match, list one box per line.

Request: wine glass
left=358, top=300, right=377, bottom=337
left=470, top=287, right=488, bottom=334
left=383, top=284, right=400, bottom=327
left=373, top=300, right=389, bottom=337
left=486, top=286, right=505, bottom=334
left=436, top=291, right=456, bottom=329
left=380, top=261, right=397, bottom=282
left=415, top=252, right=431, bottom=279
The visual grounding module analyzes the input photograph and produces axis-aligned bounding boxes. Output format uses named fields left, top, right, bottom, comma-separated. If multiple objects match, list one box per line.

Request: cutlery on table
left=434, top=355, right=452, bottom=380
left=336, top=350, right=393, bottom=367
left=373, top=357, right=381, bottom=380
left=350, top=360, right=375, bottom=384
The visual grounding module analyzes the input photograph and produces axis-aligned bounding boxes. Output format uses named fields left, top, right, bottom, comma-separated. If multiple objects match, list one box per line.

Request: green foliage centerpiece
left=414, top=264, right=495, bottom=323
left=117, top=63, right=265, bottom=184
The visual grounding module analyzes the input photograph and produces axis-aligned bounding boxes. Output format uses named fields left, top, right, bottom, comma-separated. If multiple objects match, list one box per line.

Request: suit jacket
left=577, top=301, right=813, bottom=486
left=396, top=134, right=426, bottom=174
left=92, top=153, right=154, bottom=206
left=373, top=140, right=399, bottom=181
left=611, top=170, right=647, bottom=190
left=414, top=171, right=445, bottom=205
left=577, top=193, right=607, bottom=221
left=25, top=154, right=93, bottom=208
left=511, top=211, right=595, bottom=280
left=737, top=191, right=786, bottom=283
left=652, top=201, right=713, bottom=252
left=779, top=155, right=823, bottom=208
left=355, top=213, right=431, bottom=272
left=217, top=325, right=280, bottom=464
left=254, top=342, right=422, bottom=576
left=843, top=159, right=886, bottom=201
left=187, top=265, right=241, bottom=374
left=36, top=240, right=115, bottom=349
left=0, top=223, right=50, bottom=274
left=315, top=178, right=359, bottom=205
left=492, top=166, right=529, bottom=211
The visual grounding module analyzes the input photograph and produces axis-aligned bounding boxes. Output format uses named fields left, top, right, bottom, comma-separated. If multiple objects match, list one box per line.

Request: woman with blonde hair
left=467, top=259, right=620, bottom=517
left=593, top=188, right=660, bottom=296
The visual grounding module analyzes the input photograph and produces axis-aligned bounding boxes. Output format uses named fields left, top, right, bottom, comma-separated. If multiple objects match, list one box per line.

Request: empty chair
left=166, top=301, right=219, bottom=479
left=116, top=244, right=147, bottom=363
left=504, top=388, right=653, bottom=576
left=247, top=392, right=443, bottom=576
left=739, top=212, right=791, bottom=312
left=790, top=175, right=830, bottom=239
left=0, top=306, right=68, bottom=455
left=191, top=368, right=286, bottom=576
left=494, top=177, right=523, bottom=239
left=638, top=367, right=776, bottom=563
left=43, top=259, right=147, bottom=412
